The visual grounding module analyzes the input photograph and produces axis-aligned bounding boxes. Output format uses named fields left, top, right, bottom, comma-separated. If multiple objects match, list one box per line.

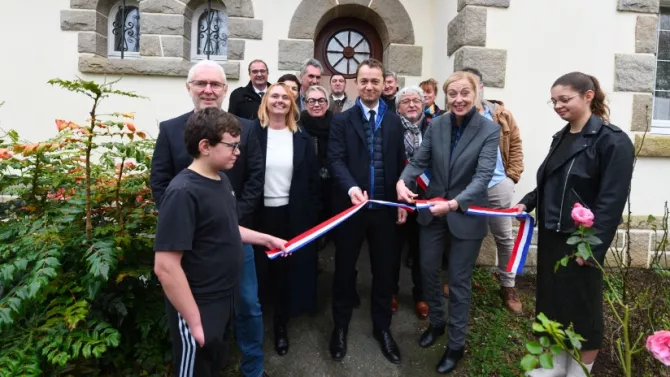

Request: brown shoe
left=500, top=287, right=522, bottom=314
left=442, top=283, right=449, bottom=297
left=415, top=301, right=429, bottom=319
left=392, top=295, right=399, bottom=312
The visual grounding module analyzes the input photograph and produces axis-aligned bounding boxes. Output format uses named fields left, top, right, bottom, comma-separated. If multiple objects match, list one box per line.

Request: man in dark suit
left=327, top=58, right=408, bottom=365
left=150, top=60, right=269, bottom=377
left=228, top=59, right=270, bottom=120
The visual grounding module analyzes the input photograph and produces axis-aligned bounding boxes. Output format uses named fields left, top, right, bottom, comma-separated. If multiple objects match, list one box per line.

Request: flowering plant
left=646, top=330, right=670, bottom=366
left=522, top=202, right=670, bottom=376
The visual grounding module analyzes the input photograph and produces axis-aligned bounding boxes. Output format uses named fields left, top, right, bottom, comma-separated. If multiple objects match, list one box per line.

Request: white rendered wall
left=485, top=0, right=670, bottom=215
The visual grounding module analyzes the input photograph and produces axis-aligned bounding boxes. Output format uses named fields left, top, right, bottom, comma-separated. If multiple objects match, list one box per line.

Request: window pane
left=656, top=61, right=670, bottom=91
left=327, top=52, right=342, bottom=66
left=333, top=58, right=347, bottom=74
left=659, top=31, right=670, bottom=60
left=349, top=32, right=362, bottom=48
left=356, top=40, right=370, bottom=54
left=113, top=6, right=140, bottom=53
left=327, top=38, right=343, bottom=52
left=654, top=91, right=670, bottom=121
left=660, top=8, right=670, bottom=30
left=198, top=9, right=228, bottom=57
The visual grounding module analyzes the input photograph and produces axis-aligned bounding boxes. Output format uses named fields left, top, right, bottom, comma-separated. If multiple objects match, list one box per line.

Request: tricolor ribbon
left=266, top=199, right=535, bottom=274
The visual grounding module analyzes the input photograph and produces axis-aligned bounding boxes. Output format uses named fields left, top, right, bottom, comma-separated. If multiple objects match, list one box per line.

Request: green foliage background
left=0, top=79, right=170, bottom=376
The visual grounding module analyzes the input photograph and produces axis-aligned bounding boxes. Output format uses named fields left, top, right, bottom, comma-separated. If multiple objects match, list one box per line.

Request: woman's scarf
left=300, top=110, right=334, bottom=178
left=400, top=114, right=425, bottom=158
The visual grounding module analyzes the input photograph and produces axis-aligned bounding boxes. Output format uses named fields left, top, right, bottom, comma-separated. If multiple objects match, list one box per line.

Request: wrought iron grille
left=198, top=0, right=228, bottom=59
left=111, top=0, right=140, bottom=59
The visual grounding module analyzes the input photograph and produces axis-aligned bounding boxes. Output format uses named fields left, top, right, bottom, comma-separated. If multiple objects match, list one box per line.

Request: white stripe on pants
left=178, top=313, right=196, bottom=377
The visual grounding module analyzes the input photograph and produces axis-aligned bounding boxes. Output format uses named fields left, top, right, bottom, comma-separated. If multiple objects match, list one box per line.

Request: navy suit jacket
left=254, top=122, right=320, bottom=235
left=327, top=103, right=406, bottom=213
left=149, top=111, right=264, bottom=227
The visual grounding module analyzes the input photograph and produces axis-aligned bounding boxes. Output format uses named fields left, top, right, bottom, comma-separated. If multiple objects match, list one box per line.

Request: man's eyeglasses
left=306, top=98, right=327, bottom=106
left=251, top=69, right=267, bottom=75
left=189, top=80, right=226, bottom=91
left=400, top=98, right=422, bottom=106
left=547, top=94, right=579, bottom=107
left=219, top=141, right=241, bottom=152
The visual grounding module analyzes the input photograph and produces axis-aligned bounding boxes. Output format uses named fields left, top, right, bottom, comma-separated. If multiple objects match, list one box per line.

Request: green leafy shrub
left=0, top=78, right=170, bottom=376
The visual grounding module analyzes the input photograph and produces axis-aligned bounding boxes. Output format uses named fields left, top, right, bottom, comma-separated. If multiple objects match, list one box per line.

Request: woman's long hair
left=552, top=72, right=610, bottom=123
left=257, top=83, right=300, bottom=133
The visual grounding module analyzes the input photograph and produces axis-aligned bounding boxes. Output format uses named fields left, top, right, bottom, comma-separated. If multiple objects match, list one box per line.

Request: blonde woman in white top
left=252, top=83, right=320, bottom=357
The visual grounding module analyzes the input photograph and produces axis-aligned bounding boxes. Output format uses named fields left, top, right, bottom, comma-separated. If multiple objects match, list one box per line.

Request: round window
left=325, top=30, right=372, bottom=76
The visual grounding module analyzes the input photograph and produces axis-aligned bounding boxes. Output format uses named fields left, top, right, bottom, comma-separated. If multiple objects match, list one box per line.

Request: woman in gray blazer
left=397, top=71, right=500, bottom=375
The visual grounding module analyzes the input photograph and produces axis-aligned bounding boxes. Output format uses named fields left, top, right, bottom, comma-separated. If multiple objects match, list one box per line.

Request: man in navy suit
left=150, top=60, right=269, bottom=377
left=327, top=58, right=408, bottom=364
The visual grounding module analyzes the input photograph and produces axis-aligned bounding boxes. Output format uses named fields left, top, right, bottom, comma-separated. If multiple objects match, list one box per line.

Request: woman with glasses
left=252, top=83, right=320, bottom=357
left=300, top=86, right=334, bottom=239
left=515, top=72, right=634, bottom=377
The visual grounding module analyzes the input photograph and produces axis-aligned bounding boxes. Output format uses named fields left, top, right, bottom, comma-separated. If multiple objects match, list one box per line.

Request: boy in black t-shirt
left=154, top=108, right=286, bottom=377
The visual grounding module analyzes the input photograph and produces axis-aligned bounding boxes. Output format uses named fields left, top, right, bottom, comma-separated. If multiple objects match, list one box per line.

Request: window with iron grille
left=191, top=1, right=229, bottom=61
left=653, top=7, right=670, bottom=134
left=108, top=0, right=140, bottom=59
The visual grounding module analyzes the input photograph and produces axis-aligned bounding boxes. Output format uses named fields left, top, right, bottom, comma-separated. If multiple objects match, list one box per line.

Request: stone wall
left=61, top=0, right=264, bottom=79
left=616, top=0, right=670, bottom=157
left=449, top=0, right=510, bottom=88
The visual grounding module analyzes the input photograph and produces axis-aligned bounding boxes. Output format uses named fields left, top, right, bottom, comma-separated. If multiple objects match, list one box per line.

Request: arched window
left=315, top=18, right=383, bottom=79
left=191, top=3, right=229, bottom=61
left=108, top=1, right=140, bottom=58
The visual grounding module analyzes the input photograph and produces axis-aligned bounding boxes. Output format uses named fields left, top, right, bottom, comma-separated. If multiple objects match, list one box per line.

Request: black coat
left=254, top=122, right=320, bottom=236
left=228, top=81, right=269, bottom=120
left=149, top=111, right=264, bottom=227
left=519, top=115, right=634, bottom=264
left=327, top=104, right=406, bottom=213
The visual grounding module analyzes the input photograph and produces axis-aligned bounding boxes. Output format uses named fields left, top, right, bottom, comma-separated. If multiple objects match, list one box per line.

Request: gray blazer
left=400, top=111, right=500, bottom=240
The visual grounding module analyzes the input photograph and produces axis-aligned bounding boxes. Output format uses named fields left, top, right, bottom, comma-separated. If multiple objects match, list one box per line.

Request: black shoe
left=274, top=323, right=289, bottom=356
left=330, top=327, right=347, bottom=361
left=419, top=324, right=445, bottom=348
left=261, top=372, right=270, bottom=377
left=436, top=347, right=464, bottom=374
left=373, top=329, right=401, bottom=364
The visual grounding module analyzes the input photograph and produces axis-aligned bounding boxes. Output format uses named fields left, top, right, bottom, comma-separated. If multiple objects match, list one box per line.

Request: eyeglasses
left=548, top=94, right=579, bottom=107
left=306, top=98, right=327, bottom=106
left=400, top=98, right=422, bottom=106
left=219, top=140, right=241, bottom=152
left=189, top=80, right=226, bottom=91
left=251, top=69, right=267, bottom=75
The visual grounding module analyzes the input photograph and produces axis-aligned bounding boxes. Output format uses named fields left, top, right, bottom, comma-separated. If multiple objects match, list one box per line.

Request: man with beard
left=150, top=60, right=270, bottom=377
left=228, top=59, right=271, bottom=120
left=328, top=58, right=407, bottom=365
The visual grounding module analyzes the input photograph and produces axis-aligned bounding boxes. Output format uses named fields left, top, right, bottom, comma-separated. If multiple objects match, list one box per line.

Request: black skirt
left=254, top=205, right=318, bottom=321
left=536, top=226, right=604, bottom=350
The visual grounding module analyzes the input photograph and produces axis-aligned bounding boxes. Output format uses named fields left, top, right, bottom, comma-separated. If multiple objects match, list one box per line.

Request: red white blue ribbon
left=266, top=200, right=534, bottom=274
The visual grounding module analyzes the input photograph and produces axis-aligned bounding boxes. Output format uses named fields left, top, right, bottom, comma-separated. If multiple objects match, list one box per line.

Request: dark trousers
left=166, top=296, right=233, bottom=377
left=254, top=205, right=291, bottom=324
left=393, top=213, right=424, bottom=302
left=332, top=208, right=397, bottom=331
left=420, top=216, right=483, bottom=349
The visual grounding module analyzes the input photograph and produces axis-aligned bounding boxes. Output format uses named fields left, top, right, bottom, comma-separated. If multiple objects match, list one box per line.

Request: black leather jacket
left=519, top=115, right=634, bottom=263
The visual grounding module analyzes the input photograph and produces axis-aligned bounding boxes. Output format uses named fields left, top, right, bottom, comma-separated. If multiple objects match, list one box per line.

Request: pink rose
left=571, top=203, right=594, bottom=228
left=646, top=330, right=670, bottom=366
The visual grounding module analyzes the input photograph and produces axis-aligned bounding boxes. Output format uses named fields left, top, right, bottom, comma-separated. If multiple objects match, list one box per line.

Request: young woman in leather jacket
left=515, top=72, right=634, bottom=377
